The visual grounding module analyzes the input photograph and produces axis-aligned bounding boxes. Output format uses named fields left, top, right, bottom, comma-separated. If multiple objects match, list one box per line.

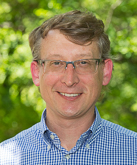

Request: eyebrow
left=78, top=54, right=93, bottom=57
left=46, top=54, right=62, bottom=59
left=46, top=53, right=94, bottom=59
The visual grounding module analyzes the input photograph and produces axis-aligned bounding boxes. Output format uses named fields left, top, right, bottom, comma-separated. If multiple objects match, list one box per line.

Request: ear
left=102, top=59, right=113, bottom=86
left=30, top=61, right=40, bottom=86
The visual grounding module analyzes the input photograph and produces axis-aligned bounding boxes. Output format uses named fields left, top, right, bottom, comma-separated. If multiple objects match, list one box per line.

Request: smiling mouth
left=59, top=92, right=81, bottom=97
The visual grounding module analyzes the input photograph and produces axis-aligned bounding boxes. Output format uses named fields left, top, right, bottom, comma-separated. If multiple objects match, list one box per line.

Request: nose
left=61, top=63, right=79, bottom=87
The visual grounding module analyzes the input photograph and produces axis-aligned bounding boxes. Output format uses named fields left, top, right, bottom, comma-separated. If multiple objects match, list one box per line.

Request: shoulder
left=101, top=119, right=137, bottom=138
left=0, top=122, right=42, bottom=148
left=0, top=122, right=45, bottom=164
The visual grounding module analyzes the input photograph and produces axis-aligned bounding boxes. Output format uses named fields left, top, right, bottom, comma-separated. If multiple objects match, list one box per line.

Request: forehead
left=40, top=30, right=100, bottom=59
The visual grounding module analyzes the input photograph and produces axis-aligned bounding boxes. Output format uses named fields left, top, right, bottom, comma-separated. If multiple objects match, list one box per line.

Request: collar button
left=86, top=143, right=90, bottom=149
left=50, top=134, right=55, bottom=140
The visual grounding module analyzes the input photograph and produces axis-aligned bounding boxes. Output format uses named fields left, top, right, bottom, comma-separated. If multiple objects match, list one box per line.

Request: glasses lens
left=44, top=60, right=65, bottom=72
left=75, top=59, right=99, bottom=74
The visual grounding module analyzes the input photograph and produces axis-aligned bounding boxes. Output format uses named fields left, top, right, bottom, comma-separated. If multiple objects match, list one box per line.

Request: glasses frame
left=35, top=58, right=104, bottom=74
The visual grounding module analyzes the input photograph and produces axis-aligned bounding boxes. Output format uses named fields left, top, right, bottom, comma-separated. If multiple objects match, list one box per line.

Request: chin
left=59, top=108, right=82, bottom=118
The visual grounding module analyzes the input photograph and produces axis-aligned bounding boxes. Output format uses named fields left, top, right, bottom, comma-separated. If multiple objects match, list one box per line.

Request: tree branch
left=105, top=0, right=123, bottom=31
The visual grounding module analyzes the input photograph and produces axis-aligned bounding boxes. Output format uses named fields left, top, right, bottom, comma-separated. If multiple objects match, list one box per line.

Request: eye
left=53, top=61, right=60, bottom=65
left=79, top=60, right=91, bottom=66
left=80, top=60, right=88, bottom=65
left=50, top=60, right=61, bottom=66
left=76, top=59, right=93, bottom=68
left=49, top=60, right=65, bottom=68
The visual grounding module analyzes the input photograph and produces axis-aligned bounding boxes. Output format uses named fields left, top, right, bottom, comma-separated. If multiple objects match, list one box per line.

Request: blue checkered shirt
left=0, top=107, right=137, bottom=165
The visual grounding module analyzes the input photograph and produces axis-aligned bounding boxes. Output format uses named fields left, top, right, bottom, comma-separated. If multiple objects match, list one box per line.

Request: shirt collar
left=40, top=108, right=49, bottom=134
left=88, top=106, right=102, bottom=134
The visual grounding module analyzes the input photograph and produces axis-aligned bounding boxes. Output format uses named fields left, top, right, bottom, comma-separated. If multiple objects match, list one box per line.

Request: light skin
left=31, top=30, right=113, bottom=151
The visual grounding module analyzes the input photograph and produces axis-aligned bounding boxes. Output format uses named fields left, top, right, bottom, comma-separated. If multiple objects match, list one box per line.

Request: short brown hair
left=29, top=10, right=110, bottom=60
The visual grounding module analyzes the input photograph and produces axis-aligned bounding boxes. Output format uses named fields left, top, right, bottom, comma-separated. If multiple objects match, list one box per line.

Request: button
left=50, top=134, right=55, bottom=140
left=47, top=144, right=51, bottom=150
left=65, top=154, right=70, bottom=160
left=86, top=143, right=90, bottom=149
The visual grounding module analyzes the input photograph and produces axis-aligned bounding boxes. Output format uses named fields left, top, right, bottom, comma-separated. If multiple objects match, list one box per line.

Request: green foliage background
left=0, top=0, right=137, bottom=142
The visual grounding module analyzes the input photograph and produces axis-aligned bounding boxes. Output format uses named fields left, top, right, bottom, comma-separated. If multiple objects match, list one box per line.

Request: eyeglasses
left=36, top=58, right=103, bottom=75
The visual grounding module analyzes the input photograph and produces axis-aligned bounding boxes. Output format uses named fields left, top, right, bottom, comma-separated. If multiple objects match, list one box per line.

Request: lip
left=60, top=92, right=80, bottom=97
left=57, top=92, right=82, bottom=101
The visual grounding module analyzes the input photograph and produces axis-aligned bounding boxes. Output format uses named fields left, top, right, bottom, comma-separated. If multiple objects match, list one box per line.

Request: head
left=30, top=10, right=113, bottom=121
left=29, top=10, right=110, bottom=61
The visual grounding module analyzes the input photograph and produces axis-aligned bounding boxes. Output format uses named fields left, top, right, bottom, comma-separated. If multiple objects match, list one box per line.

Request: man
left=0, top=10, right=137, bottom=164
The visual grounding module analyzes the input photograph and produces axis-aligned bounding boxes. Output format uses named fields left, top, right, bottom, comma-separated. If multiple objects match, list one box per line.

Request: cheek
left=83, top=73, right=103, bottom=93
left=40, top=72, right=60, bottom=91
left=39, top=73, right=55, bottom=101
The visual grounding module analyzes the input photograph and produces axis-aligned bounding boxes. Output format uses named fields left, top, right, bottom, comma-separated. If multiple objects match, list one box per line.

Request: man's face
left=31, top=30, right=112, bottom=120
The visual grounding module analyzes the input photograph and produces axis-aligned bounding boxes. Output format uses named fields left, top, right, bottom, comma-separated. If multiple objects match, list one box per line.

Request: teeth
left=60, top=93, right=80, bottom=97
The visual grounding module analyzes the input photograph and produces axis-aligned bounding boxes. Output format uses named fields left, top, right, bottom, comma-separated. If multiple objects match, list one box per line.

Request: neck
left=46, top=109, right=95, bottom=151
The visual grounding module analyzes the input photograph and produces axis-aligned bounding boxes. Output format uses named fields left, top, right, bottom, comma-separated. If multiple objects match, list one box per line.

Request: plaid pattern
left=0, top=107, right=137, bottom=165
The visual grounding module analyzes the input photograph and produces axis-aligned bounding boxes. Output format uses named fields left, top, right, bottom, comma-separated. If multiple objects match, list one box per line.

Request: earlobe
left=102, top=59, right=113, bottom=86
left=30, top=61, right=40, bottom=86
